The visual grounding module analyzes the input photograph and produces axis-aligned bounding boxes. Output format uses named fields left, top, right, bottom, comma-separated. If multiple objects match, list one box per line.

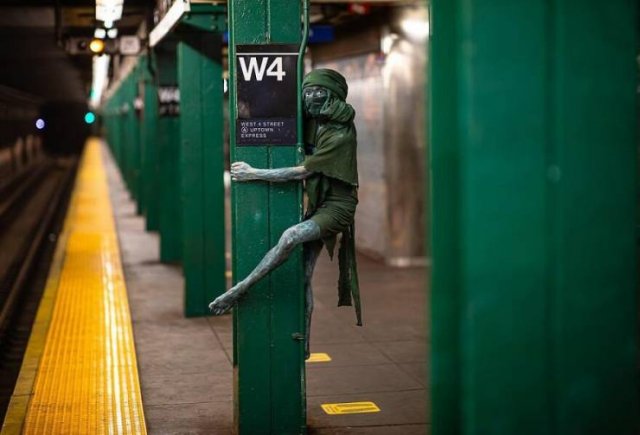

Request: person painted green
left=209, top=68, right=362, bottom=358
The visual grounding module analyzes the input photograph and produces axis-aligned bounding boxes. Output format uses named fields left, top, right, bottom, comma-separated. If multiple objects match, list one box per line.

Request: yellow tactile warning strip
left=1, top=138, right=147, bottom=434
left=321, top=401, right=381, bottom=415
left=306, top=353, right=332, bottom=363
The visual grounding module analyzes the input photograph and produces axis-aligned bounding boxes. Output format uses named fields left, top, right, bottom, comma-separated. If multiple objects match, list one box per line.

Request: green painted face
left=303, top=86, right=329, bottom=117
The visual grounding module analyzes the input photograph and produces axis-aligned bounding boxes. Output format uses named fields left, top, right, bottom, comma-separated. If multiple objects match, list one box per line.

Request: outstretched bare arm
left=231, top=161, right=312, bottom=182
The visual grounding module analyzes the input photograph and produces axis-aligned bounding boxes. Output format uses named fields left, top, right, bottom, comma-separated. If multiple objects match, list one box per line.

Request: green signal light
left=84, top=111, right=96, bottom=124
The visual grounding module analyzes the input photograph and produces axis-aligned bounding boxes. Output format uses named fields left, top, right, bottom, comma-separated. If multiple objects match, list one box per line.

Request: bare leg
left=209, top=220, right=322, bottom=315
left=304, top=241, right=323, bottom=359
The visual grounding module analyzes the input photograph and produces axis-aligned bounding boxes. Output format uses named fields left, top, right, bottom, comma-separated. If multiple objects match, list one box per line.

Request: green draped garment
left=302, top=98, right=362, bottom=326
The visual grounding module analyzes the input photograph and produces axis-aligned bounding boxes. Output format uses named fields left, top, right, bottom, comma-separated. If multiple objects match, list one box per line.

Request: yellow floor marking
left=321, top=401, right=381, bottom=415
left=2, top=139, right=147, bottom=434
left=306, top=353, right=332, bottom=363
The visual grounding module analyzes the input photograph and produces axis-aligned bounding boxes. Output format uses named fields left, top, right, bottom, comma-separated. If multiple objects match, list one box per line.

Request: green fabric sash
left=338, top=224, right=362, bottom=326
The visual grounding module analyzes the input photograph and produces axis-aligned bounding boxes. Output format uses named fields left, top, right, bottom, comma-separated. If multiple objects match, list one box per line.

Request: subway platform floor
left=104, top=144, right=429, bottom=434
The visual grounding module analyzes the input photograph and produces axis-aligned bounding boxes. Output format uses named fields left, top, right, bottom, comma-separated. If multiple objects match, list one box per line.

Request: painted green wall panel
left=430, top=1, right=638, bottom=434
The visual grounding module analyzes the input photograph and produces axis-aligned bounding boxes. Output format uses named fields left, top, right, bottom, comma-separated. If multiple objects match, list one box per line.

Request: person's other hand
left=231, top=161, right=256, bottom=181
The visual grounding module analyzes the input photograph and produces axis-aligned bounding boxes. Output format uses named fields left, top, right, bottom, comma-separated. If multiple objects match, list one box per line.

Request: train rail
left=0, top=156, right=76, bottom=421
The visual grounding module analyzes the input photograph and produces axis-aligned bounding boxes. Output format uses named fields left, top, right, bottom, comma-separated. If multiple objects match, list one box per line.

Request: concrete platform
left=104, top=144, right=429, bottom=434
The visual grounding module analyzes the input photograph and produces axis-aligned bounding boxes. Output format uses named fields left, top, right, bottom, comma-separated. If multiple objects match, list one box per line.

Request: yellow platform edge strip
left=1, top=139, right=147, bottom=434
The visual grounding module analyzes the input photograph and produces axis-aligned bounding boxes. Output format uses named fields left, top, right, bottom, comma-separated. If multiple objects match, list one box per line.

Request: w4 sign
left=235, top=44, right=299, bottom=146
left=239, top=56, right=287, bottom=82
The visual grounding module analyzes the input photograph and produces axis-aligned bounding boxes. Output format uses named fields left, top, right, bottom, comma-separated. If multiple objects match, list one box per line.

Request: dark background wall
left=40, top=102, right=91, bottom=155
left=0, top=86, right=40, bottom=149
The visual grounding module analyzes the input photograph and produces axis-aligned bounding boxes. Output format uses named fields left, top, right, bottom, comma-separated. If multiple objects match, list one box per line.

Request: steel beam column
left=117, top=87, right=127, bottom=179
left=130, top=68, right=143, bottom=214
left=124, top=75, right=138, bottom=198
left=135, top=60, right=147, bottom=216
left=430, top=1, right=638, bottom=434
left=229, top=0, right=306, bottom=433
left=141, top=53, right=161, bottom=232
left=157, top=42, right=183, bottom=263
left=177, top=6, right=227, bottom=317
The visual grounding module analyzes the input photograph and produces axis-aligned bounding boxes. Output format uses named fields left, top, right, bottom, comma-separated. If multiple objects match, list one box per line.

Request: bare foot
left=208, top=291, right=238, bottom=315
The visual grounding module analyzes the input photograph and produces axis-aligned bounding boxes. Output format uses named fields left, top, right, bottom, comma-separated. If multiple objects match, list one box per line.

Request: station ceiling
left=0, top=0, right=414, bottom=106
left=0, top=1, right=146, bottom=105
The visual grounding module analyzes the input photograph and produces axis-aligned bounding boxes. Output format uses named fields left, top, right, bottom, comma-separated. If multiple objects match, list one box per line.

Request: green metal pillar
left=117, top=87, right=127, bottom=178
left=141, top=53, right=161, bottom=232
left=229, top=0, right=306, bottom=433
left=430, top=1, right=638, bottom=434
left=177, top=6, right=227, bottom=317
left=125, top=70, right=142, bottom=214
left=110, top=92, right=120, bottom=165
left=157, top=42, right=183, bottom=263
left=124, top=77, right=136, bottom=194
left=115, top=96, right=123, bottom=169
left=103, top=101, right=113, bottom=151
left=134, top=61, right=146, bottom=215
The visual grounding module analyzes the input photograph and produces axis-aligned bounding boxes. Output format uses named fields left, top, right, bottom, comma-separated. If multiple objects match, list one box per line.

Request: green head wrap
left=302, top=69, right=348, bottom=101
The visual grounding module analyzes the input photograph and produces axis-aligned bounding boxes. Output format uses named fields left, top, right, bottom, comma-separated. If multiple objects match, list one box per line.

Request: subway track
left=0, top=157, right=76, bottom=422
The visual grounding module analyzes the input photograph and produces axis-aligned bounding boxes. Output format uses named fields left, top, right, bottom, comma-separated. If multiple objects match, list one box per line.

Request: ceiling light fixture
left=89, top=38, right=105, bottom=54
left=89, top=54, right=110, bottom=109
left=400, top=17, right=429, bottom=41
left=95, top=0, right=124, bottom=24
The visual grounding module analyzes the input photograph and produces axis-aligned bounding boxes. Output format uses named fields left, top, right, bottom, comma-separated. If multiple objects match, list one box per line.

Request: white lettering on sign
left=158, top=87, right=180, bottom=103
left=239, top=56, right=286, bottom=82
left=158, top=86, right=180, bottom=116
left=238, top=120, right=289, bottom=141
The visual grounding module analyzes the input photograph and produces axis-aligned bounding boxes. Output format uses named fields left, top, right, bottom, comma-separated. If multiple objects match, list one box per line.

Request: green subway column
left=130, top=68, right=143, bottom=213
left=156, top=41, right=183, bottom=263
left=110, top=92, right=120, bottom=165
left=429, top=1, right=638, bottom=434
left=115, top=87, right=125, bottom=172
left=108, top=91, right=117, bottom=164
left=141, top=53, right=161, bottom=231
left=134, top=61, right=146, bottom=215
left=138, top=56, right=148, bottom=215
left=103, top=101, right=112, bottom=150
left=121, top=81, right=131, bottom=190
left=126, top=75, right=135, bottom=199
left=111, top=95, right=121, bottom=162
left=116, top=97, right=124, bottom=169
left=177, top=5, right=227, bottom=317
left=122, top=79, right=133, bottom=192
left=104, top=102, right=111, bottom=148
left=229, top=1, right=306, bottom=433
